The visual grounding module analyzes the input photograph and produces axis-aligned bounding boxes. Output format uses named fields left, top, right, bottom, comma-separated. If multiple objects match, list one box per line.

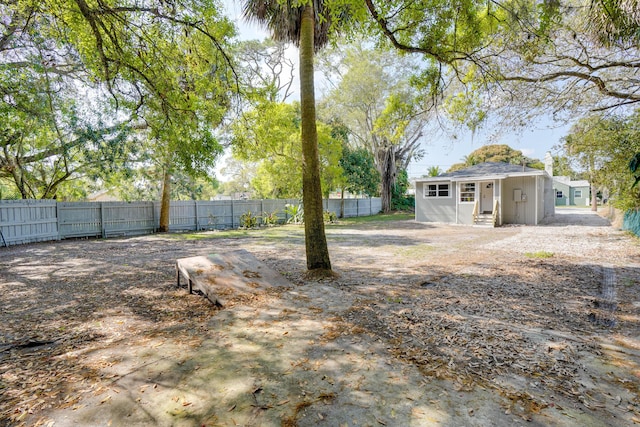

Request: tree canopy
left=0, top=0, right=236, bottom=200
left=563, top=112, right=640, bottom=210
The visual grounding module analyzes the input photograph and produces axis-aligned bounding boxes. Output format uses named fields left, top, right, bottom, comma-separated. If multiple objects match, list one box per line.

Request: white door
left=481, top=182, right=493, bottom=213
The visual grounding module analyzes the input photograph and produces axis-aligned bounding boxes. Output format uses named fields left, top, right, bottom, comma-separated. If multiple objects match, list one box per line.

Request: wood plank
left=176, top=249, right=290, bottom=306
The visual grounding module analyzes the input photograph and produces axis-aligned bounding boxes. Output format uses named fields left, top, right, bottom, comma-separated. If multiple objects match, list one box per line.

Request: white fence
left=0, top=198, right=382, bottom=247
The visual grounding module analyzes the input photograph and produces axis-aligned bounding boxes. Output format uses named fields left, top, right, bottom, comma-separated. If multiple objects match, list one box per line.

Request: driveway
left=543, top=207, right=612, bottom=226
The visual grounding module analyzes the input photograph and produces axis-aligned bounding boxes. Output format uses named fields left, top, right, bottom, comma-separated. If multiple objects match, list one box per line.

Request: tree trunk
left=377, top=145, right=396, bottom=213
left=159, top=169, right=171, bottom=232
left=299, top=4, right=331, bottom=272
left=591, top=183, right=598, bottom=212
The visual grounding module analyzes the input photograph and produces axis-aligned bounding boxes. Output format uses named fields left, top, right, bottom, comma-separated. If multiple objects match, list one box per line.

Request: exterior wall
left=500, top=176, right=538, bottom=225
left=553, top=181, right=590, bottom=206
left=456, top=181, right=476, bottom=225
left=554, top=181, right=571, bottom=206
left=571, top=186, right=590, bottom=206
left=415, top=181, right=456, bottom=223
left=543, top=176, right=555, bottom=219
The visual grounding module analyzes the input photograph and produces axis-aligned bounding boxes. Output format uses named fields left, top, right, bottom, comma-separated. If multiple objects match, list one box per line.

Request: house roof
left=415, top=162, right=547, bottom=182
left=553, top=176, right=590, bottom=188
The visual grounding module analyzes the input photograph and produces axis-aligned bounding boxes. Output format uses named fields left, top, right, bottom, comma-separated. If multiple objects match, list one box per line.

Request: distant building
left=552, top=176, right=591, bottom=206
left=414, top=162, right=555, bottom=226
left=544, top=152, right=590, bottom=207
left=87, top=190, right=120, bottom=202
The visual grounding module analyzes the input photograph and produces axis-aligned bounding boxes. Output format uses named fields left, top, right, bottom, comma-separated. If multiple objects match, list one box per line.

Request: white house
left=414, top=162, right=555, bottom=226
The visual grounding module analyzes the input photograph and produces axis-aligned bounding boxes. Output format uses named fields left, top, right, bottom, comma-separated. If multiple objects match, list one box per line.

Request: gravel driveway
left=1, top=209, right=639, bottom=426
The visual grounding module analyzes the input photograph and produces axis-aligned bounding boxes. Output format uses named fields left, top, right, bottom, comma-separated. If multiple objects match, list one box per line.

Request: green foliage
left=426, top=166, right=442, bottom=177
left=448, top=145, right=543, bottom=172
left=391, top=169, right=414, bottom=211
left=629, top=153, right=640, bottom=188
left=323, top=210, right=338, bottom=223
left=447, top=163, right=467, bottom=173
left=285, top=203, right=304, bottom=224
left=467, top=145, right=523, bottom=164
left=240, top=211, right=259, bottom=229
left=564, top=112, right=640, bottom=210
left=231, top=101, right=342, bottom=199
left=525, top=251, right=554, bottom=259
left=339, top=144, right=380, bottom=196
left=552, top=155, right=576, bottom=178
left=0, top=0, right=234, bottom=199
left=262, top=211, right=280, bottom=226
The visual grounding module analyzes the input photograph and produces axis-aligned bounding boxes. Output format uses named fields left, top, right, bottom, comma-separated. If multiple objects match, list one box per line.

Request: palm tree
left=243, top=1, right=338, bottom=273
left=427, top=166, right=441, bottom=177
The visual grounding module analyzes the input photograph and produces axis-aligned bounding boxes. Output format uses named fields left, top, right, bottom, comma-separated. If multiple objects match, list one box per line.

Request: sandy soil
left=1, top=208, right=639, bottom=426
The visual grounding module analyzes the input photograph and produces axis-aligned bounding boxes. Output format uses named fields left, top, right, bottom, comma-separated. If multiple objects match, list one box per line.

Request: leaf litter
left=0, top=214, right=639, bottom=426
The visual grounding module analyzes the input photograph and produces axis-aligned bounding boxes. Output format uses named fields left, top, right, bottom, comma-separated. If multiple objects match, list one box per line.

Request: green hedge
left=623, top=209, right=640, bottom=237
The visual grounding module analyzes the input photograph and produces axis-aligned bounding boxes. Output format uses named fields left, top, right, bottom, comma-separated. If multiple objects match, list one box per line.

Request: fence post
left=100, top=202, right=106, bottom=238
left=370, top=197, right=372, bottom=216
left=231, top=199, right=235, bottom=229
left=55, top=202, right=60, bottom=241
left=194, top=200, right=199, bottom=231
left=151, top=201, right=156, bottom=233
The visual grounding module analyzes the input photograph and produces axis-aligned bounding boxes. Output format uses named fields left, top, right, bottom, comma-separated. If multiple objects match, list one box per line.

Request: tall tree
left=562, top=113, right=640, bottom=211
left=231, top=101, right=342, bottom=199
left=0, top=0, right=235, bottom=212
left=357, top=0, right=640, bottom=117
left=319, top=43, right=428, bottom=212
left=242, top=0, right=348, bottom=272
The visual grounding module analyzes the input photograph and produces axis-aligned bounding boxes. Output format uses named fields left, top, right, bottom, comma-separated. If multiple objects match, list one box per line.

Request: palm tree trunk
left=299, top=4, right=331, bottom=272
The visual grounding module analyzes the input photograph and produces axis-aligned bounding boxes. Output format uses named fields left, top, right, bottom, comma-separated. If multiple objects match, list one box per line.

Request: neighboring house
left=87, top=190, right=120, bottom=202
left=552, top=176, right=590, bottom=206
left=414, top=162, right=555, bottom=226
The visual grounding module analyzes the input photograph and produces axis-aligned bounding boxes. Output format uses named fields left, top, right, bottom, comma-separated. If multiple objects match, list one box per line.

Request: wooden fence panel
left=1, top=197, right=382, bottom=246
left=58, top=202, right=101, bottom=239
left=102, top=202, right=155, bottom=237
left=0, top=200, right=58, bottom=246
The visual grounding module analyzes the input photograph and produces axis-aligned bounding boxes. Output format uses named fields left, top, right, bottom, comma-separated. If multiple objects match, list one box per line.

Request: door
left=481, top=182, right=494, bottom=213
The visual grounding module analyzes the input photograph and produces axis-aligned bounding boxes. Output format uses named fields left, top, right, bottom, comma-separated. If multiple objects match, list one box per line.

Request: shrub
left=262, top=210, right=279, bottom=226
left=239, top=210, right=258, bottom=229
left=285, top=203, right=304, bottom=224
left=323, top=210, right=338, bottom=223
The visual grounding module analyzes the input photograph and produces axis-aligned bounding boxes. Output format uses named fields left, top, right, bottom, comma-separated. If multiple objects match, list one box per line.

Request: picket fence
left=0, top=198, right=382, bottom=247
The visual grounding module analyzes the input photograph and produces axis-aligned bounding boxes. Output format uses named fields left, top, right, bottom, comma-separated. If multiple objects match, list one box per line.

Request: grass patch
left=524, top=251, right=554, bottom=259
left=163, top=212, right=413, bottom=241
left=334, top=211, right=413, bottom=225
left=167, top=225, right=304, bottom=241
left=395, top=244, right=436, bottom=257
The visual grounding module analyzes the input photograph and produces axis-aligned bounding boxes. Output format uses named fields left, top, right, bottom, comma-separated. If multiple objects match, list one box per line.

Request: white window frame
left=459, top=182, right=476, bottom=203
left=424, top=183, right=450, bottom=198
left=574, top=190, right=582, bottom=198
left=556, top=190, right=564, bottom=198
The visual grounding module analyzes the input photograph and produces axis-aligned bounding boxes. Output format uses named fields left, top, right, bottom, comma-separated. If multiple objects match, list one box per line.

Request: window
left=460, top=183, right=475, bottom=202
left=574, top=190, right=582, bottom=198
left=556, top=191, right=563, bottom=198
left=425, top=183, right=450, bottom=198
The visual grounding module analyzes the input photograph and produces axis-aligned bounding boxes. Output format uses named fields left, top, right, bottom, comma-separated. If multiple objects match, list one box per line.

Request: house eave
left=414, top=170, right=547, bottom=184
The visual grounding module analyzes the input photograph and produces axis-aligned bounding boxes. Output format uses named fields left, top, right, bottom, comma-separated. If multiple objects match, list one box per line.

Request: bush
left=285, top=203, right=304, bottom=224
left=324, top=210, right=338, bottom=223
left=262, top=210, right=279, bottom=226
left=239, top=210, right=258, bottom=229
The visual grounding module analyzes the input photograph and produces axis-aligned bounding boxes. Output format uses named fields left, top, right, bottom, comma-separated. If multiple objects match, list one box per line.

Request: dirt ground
left=1, top=208, right=639, bottom=427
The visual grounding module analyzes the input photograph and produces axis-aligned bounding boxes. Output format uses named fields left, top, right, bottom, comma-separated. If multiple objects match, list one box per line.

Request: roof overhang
left=414, top=170, right=547, bottom=184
